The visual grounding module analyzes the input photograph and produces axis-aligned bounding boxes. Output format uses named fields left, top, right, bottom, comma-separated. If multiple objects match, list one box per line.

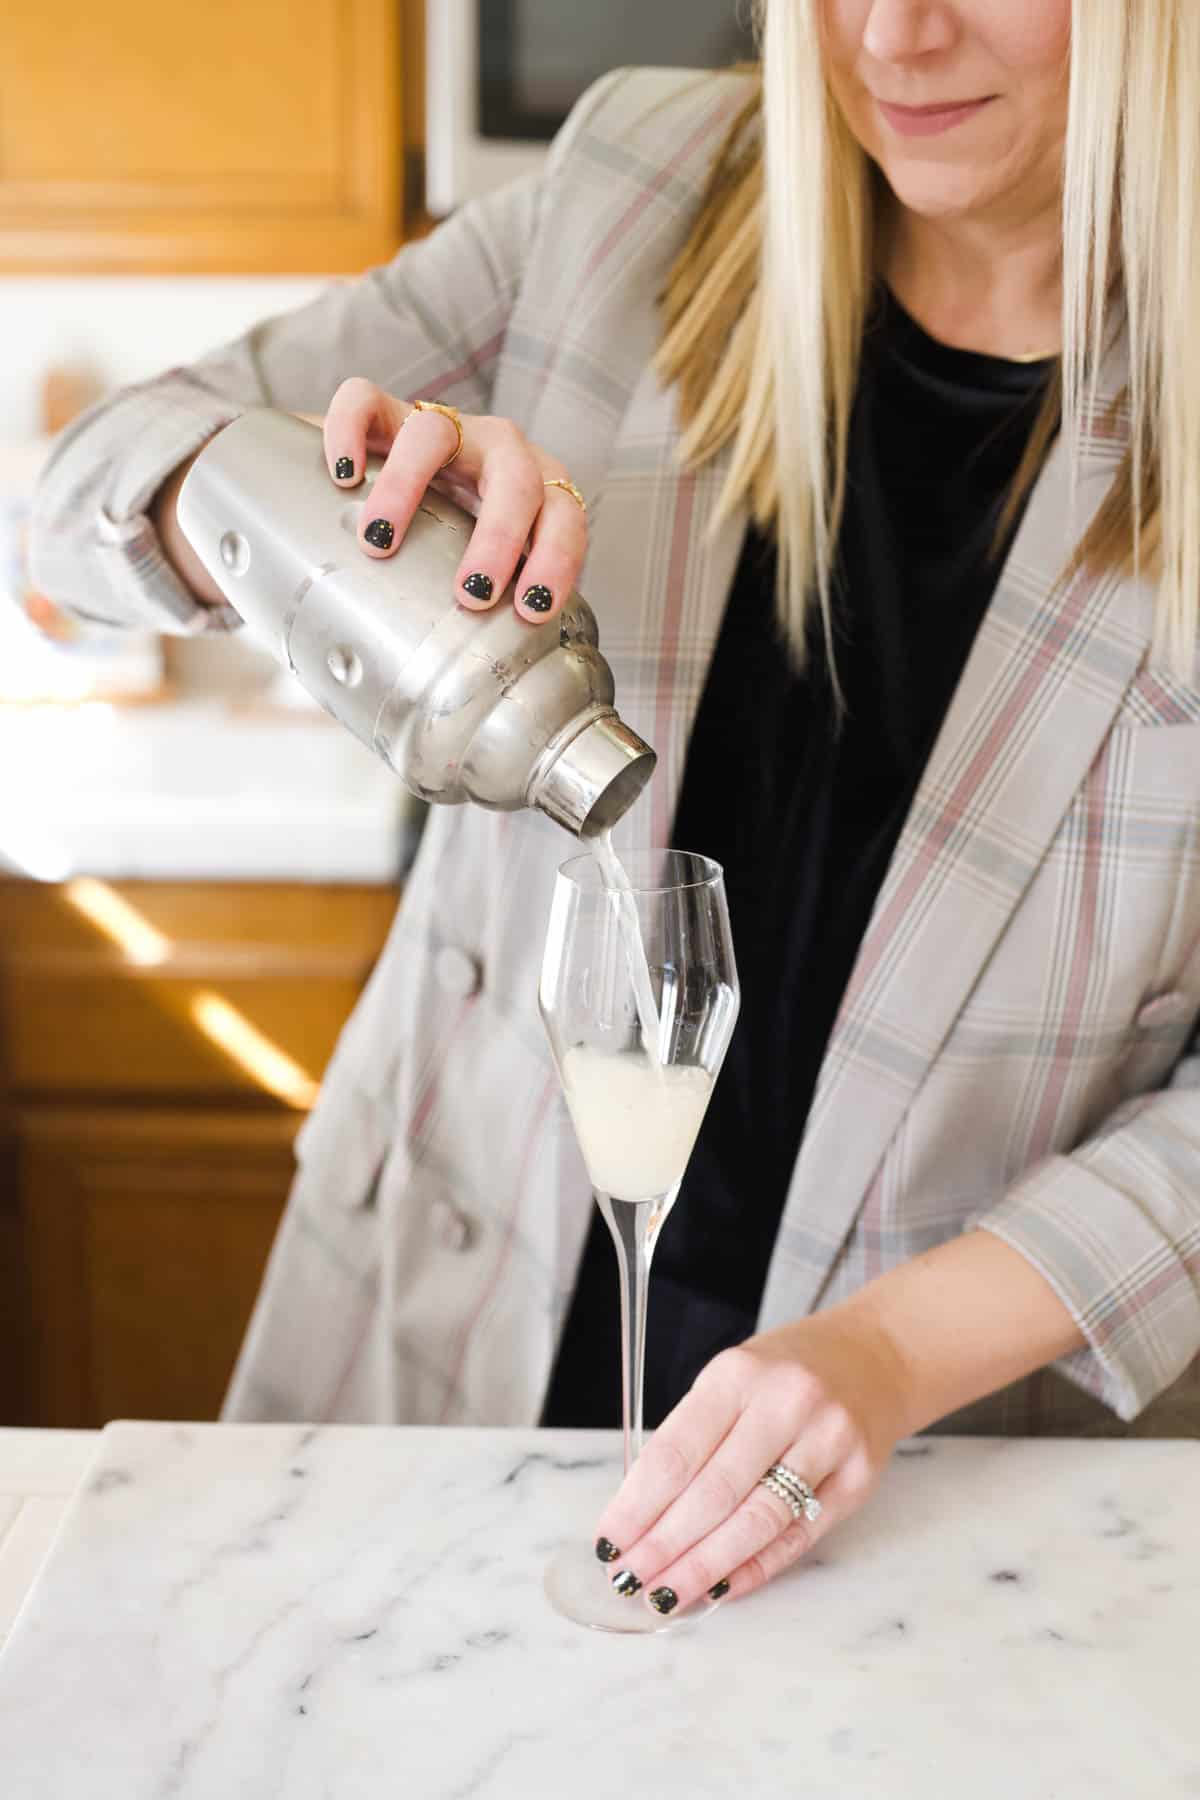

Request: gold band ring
left=409, top=399, right=464, bottom=469
left=543, top=477, right=588, bottom=515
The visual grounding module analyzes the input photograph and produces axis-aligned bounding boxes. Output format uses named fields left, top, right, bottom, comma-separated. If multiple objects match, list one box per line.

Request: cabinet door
left=0, top=879, right=397, bottom=1102
left=0, top=1109, right=26, bottom=1424
left=1, top=0, right=404, bottom=273
left=17, top=1108, right=297, bottom=1427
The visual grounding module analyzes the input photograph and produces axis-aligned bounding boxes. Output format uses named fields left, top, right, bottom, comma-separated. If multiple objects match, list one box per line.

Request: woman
left=30, top=0, right=1200, bottom=1621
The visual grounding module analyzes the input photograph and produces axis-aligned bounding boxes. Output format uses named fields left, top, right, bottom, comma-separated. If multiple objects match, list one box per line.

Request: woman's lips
left=875, top=96, right=994, bottom=137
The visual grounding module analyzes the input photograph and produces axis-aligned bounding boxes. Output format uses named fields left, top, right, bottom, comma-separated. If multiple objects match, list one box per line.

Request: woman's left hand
left=593, top=1307, right=912, bottom=1617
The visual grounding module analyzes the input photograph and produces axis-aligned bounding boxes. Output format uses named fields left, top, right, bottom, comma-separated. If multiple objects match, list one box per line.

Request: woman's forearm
left=833, top=1228, right=1085, bottom=1438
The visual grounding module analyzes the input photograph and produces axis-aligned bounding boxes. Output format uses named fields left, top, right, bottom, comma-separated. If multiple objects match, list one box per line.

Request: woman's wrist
left=829, top=1288, right=928, bottom=1444
left=828, top=1228, right=1086, bottom=1439
left=760, top=1300, right=914, bottom=1459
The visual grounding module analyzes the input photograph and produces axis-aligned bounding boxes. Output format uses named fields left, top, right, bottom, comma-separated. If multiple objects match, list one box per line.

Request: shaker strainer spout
left=531, top=712, right=657, bottom=838
left=175, top=408, right=656, bottom=837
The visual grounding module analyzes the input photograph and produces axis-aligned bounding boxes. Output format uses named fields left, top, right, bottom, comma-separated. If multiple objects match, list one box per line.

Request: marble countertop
left=0, top=1431, right=96, bottom=1648
left=0, top=1422, right=1196, bottom=1799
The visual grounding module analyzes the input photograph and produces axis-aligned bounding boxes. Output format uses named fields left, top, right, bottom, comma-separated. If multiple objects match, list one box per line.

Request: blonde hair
left=657, top=1, right=1200, bottom=682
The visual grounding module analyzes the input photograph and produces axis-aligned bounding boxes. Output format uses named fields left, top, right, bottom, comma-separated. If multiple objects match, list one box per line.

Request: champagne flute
left=539, top=848, right=739, bottom=1633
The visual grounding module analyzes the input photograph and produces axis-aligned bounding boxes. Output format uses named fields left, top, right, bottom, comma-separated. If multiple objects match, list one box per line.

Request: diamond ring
left=759, top=1463, right=823, bottom=1524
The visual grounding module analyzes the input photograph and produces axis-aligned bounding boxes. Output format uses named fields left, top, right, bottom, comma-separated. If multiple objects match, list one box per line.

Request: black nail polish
left=334, top=456, right=355, bottom=481
left=364, top=518, right=394, bottom=551
left=611, top=1570, right=642, bottom=1598
left=648, top=1587, right=678, bottom=1616
left=594, top=1537, right=621, bottom=1565
left=708, top=1579, right=731, bottom=1602
left=463, top=572, right=494, bottom=602
left=521, top=584, right=554, bottom=614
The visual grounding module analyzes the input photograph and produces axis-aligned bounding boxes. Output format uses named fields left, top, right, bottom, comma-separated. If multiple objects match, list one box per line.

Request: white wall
left=0, top=275, right=333, bottom=443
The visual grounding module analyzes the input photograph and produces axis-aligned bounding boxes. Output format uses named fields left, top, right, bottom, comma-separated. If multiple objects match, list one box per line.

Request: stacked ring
left=759, top=1463, right=823, bottom=1524
left=409, top=399, right=465, bottom=469
left=543, top=477, right=588, bottom=514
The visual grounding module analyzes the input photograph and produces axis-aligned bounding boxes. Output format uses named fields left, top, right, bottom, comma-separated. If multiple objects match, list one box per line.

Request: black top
left=541, top=285, right=1054, bottom=1430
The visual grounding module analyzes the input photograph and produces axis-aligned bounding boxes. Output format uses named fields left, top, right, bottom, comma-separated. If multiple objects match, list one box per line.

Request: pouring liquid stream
left=588, top=830, right=663, bottom=1067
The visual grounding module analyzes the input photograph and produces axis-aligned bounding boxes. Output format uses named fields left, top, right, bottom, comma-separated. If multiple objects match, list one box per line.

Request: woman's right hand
left=313, top=377, right=589, bottom=625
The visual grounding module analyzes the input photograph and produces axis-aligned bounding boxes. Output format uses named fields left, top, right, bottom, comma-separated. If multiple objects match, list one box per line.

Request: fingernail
left=364, top=518, right=394, bottom=551
left=647, top=1587, right=678, bottom=1616
left=611, top=1570, right=642, bottom=1598
left=707, top=1579, right=731, bottom=1602
left=334, top=456, right=355, bottom=481
left=520, top=584, right=554, bottom=614
left=594, top=1537, right=621, bottom=1565
left=463, top=572, right=494, bottom=602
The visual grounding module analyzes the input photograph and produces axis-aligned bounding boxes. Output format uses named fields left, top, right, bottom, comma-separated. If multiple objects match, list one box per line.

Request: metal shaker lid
left=529, top=712, right=656, bottom=838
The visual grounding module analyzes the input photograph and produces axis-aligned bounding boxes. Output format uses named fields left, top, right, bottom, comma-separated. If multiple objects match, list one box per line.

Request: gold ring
left=543, top=477, right=588, bottom=514
left=410, top=399, right=464, bottom=469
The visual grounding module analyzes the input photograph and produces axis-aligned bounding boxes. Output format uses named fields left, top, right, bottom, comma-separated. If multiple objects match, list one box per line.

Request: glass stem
left=595, top=1189, right=675, bottom=1476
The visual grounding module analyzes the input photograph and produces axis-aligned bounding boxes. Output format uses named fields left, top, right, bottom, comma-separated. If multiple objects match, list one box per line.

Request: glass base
left=544, top=1540, right=724, bottom=1635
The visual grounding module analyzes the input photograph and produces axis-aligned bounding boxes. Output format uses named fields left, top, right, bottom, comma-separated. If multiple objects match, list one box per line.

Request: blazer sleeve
left=25, top=71, right=626, bottom=638
left=975, top=1004, right=1200, bottom=1421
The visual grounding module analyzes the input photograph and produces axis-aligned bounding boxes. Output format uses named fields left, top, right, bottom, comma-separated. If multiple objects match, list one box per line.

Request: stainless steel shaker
left=176, top=408, right=656, bottom=836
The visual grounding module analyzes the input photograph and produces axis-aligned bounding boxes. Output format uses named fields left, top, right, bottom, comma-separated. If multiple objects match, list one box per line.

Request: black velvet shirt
left=541, top=285, right=1054, bottom=1429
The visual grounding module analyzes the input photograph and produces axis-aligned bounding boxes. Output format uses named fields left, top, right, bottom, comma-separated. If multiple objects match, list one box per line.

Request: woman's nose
left=861, top=0, right=959, bottom=63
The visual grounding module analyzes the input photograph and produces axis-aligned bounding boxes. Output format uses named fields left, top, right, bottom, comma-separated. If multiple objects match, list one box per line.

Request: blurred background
left=0, top=1, right=756, bottom=1428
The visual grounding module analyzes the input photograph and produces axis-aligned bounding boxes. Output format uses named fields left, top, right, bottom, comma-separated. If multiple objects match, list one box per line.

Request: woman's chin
left=875, top=161, right=1007, bottom=225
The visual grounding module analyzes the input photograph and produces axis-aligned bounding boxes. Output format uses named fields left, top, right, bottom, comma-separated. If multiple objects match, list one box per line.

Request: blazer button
left=433, top=945, right=482, bottom=998
left=431, top=1194, right=475, bottom=1252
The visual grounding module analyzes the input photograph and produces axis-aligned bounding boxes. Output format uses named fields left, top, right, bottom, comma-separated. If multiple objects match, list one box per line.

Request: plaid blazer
left=30, top=69, right=1200, bottom=1436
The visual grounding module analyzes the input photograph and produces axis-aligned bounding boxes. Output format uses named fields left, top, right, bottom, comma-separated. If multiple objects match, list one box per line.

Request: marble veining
left=0, top=1425, right=1197, bottom=1798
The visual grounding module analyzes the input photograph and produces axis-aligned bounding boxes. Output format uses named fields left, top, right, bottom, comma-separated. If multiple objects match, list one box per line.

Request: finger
left=321, top=378, right=404, bottom=490
left=600, top=1406, right=782, bottom=1596
left=615, top=1402, right=848, bottom=1612
left=592, top=1383, right=741, bottom=1581
left=355, top=405, right=472, bottom=561
left=638, top=1454, right=841, bottom=1619
left=505, top=480, right=588, bottom=624
left=704, top=1462, right=861, bottom=1608
left=454, top=450, right=548, bottom=611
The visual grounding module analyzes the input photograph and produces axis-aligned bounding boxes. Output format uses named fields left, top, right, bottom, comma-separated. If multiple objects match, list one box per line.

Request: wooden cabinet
left=0, top=879, right=395, bottom=1426
left=16, top=1109, right=298, bottom=1428
left=0, top=0, right=426, bottom=274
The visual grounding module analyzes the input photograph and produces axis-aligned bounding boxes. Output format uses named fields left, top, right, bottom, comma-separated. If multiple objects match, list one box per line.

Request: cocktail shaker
left=176, top=408, right=655, bottom=836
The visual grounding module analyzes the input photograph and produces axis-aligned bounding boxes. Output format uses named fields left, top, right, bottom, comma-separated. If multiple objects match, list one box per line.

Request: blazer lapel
left=506, top=71, right=755, bottom=861
left=760, top=368, right=1158, bottom=1328
left=580, top=364, right=748, bottom=866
